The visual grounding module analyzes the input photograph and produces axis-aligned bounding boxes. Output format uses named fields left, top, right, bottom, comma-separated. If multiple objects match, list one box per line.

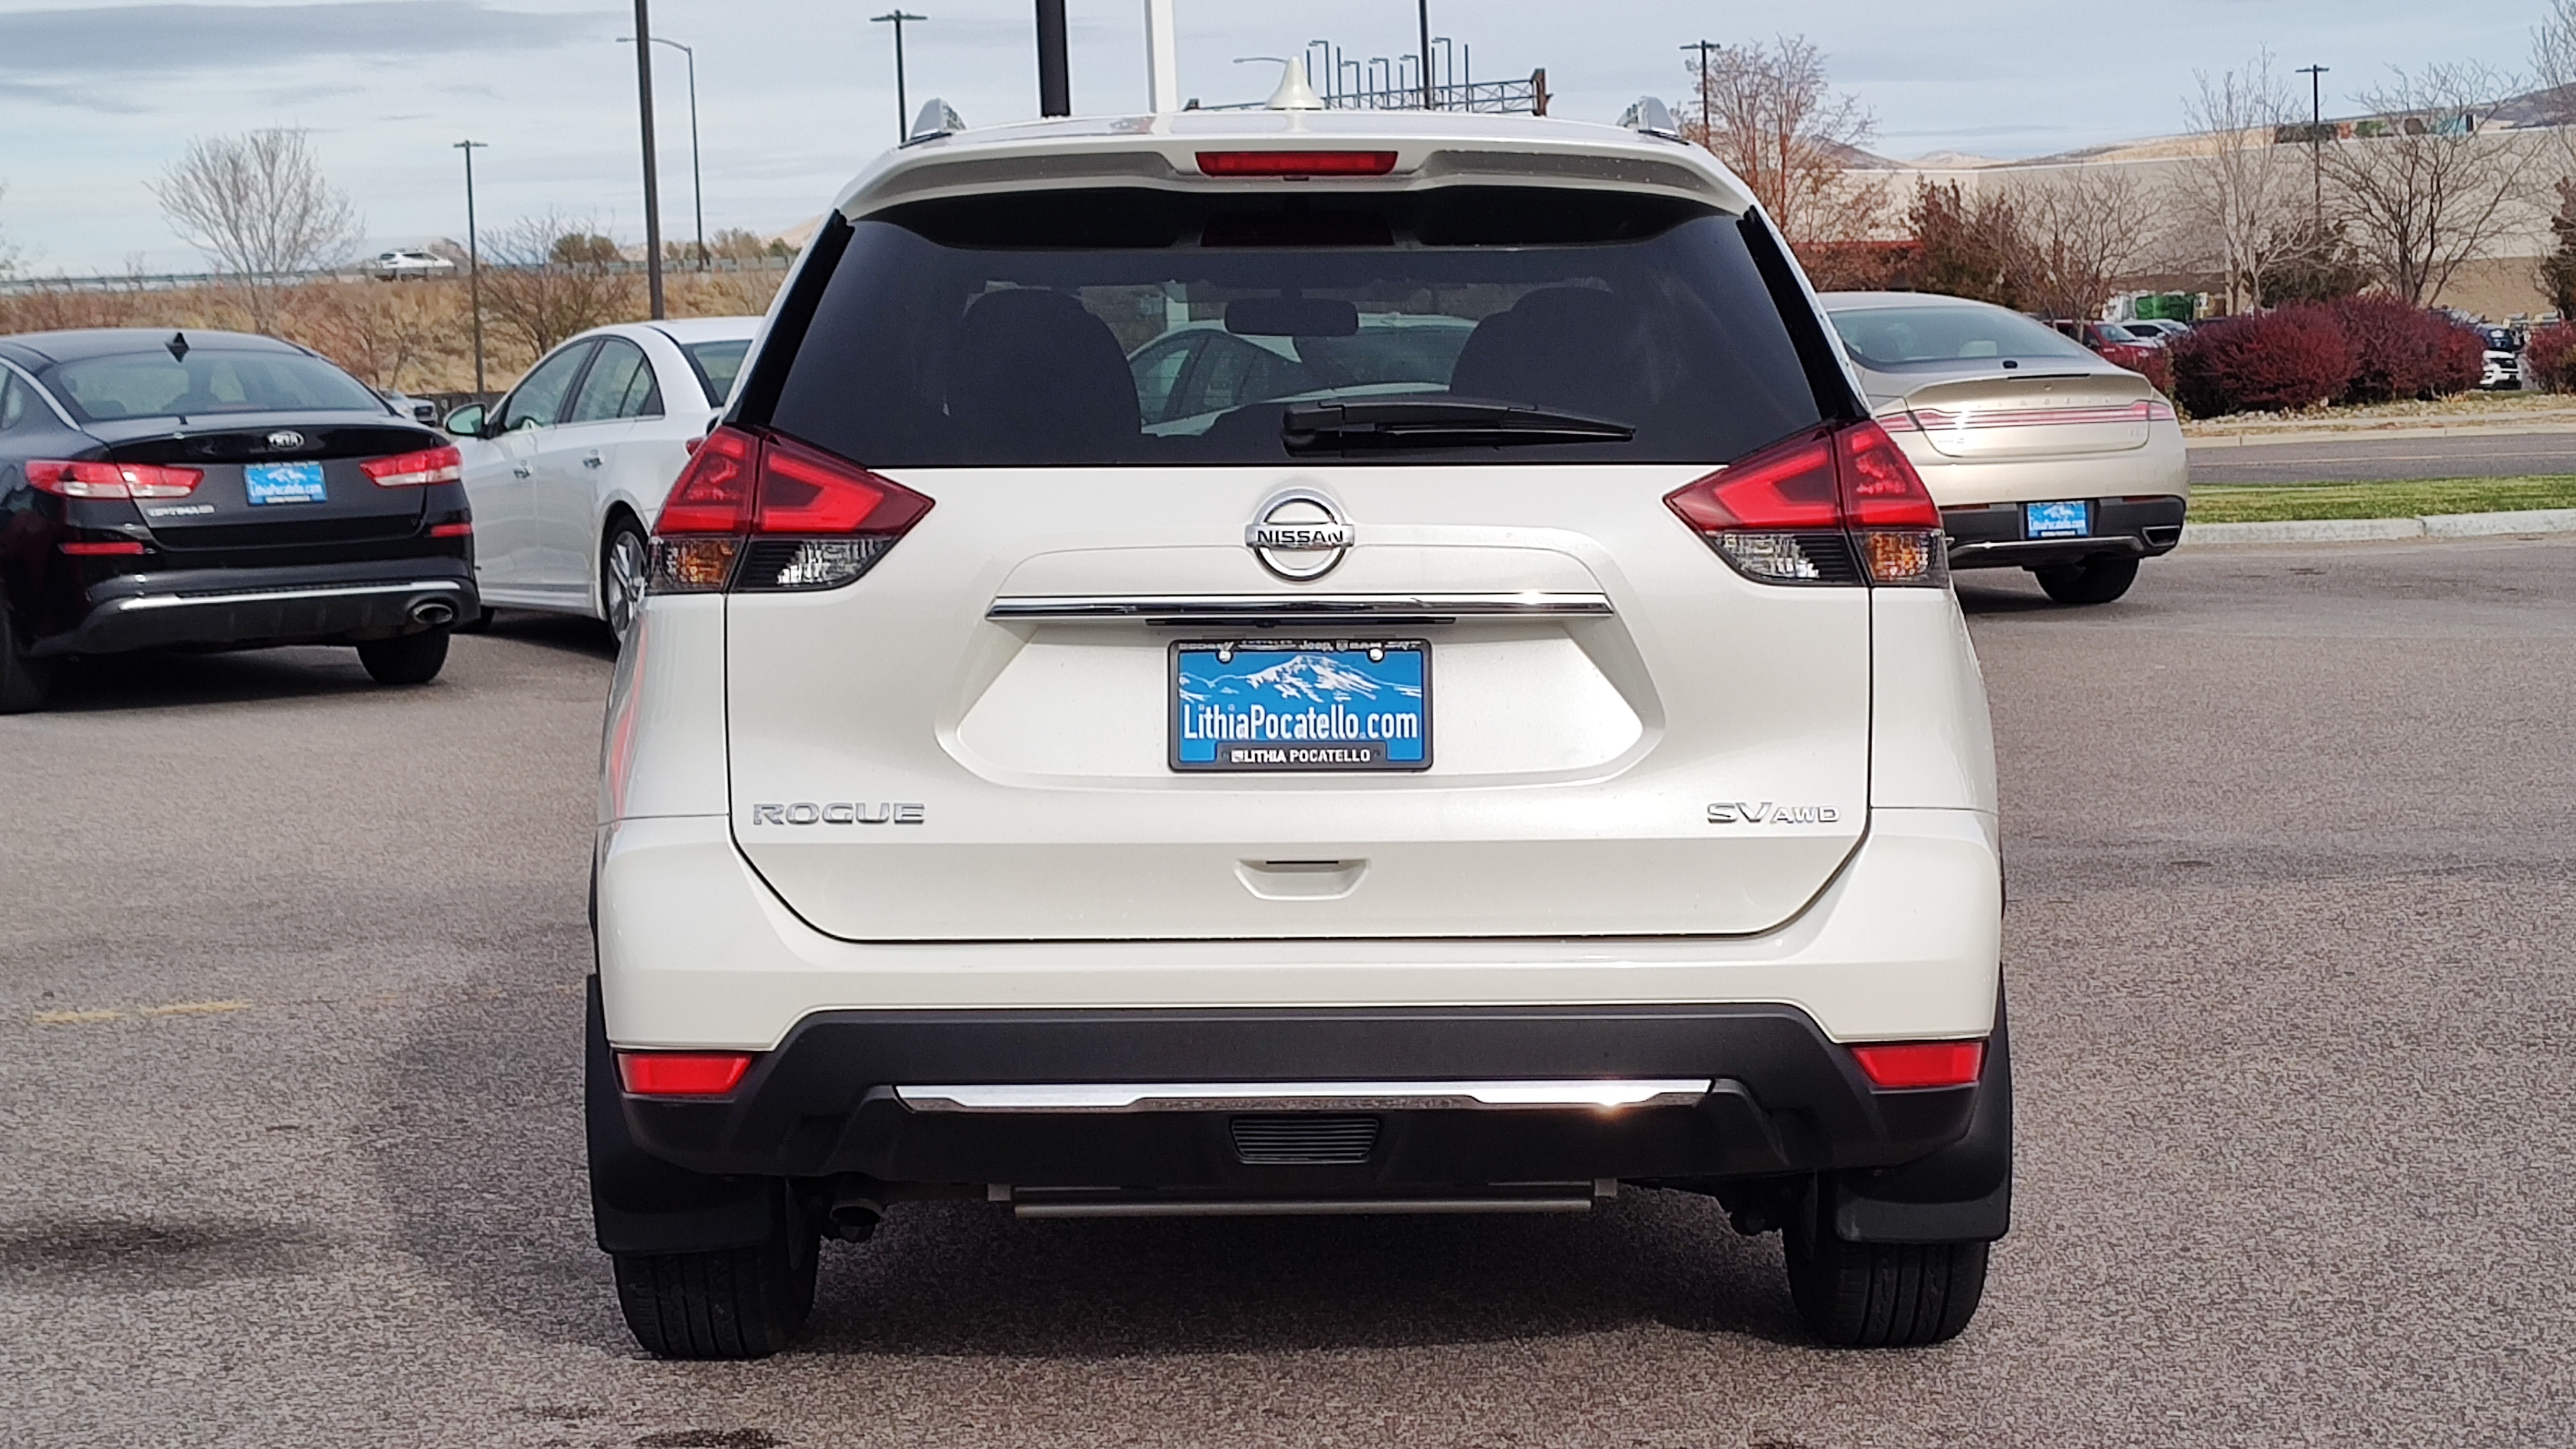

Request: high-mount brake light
left=1850, top=1040, right=1987, bottom=1090
left=648, top=425, right=933, bottom=595
left=28, top=459, right=203, bottom=499
left=1197, top=150, right=1399, bottom=177
left=616, top=1051, right=755, bottom=1096
left=360, top=444, right=463, bottom=487
left=1663, top=418, right=1946, bottom=587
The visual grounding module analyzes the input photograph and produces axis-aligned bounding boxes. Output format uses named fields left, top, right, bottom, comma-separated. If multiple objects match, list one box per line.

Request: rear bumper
left=621, top=999, right=1987, bottom=1188
left=1942, top=495, right=2185, bottom=570
left=33, top=559, right=477, bottom=657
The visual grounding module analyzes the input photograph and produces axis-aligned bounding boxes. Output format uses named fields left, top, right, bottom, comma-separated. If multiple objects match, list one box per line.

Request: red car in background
left=2052, top=319, right=2173, bottom=394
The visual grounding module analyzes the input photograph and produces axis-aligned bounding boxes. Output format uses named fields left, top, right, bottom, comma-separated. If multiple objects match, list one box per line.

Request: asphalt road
left=6, top=540, right=2575, bottom=1448
left=2189, top=427, right=2576, bottom=484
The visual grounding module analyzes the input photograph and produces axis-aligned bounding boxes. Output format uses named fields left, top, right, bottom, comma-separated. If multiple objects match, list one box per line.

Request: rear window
left=682, top=339, right=750, bottom=406
left=760, top=187, right=1828, bottom=466
left=43, top=349, right=383, bottom=423
left=1828, top=304, right=2097, bottom=370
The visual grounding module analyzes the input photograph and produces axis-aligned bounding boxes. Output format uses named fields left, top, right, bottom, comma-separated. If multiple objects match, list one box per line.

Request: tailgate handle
left=1236, top=859, right=1367, bottom=901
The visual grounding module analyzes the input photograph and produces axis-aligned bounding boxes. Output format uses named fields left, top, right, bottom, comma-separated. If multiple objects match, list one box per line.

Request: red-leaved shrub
left=2329, top=295, right=2483, bottom=402
left=2172, top=307, right=2353, bottom=416
left=2528, top=323, right=2576, bottom=391
left=2124, top=345, right=2174, bottom=398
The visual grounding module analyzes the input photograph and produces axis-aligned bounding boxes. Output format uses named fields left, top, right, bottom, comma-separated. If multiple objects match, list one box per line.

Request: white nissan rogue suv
left=587, top=104, right=2007, bottom=1358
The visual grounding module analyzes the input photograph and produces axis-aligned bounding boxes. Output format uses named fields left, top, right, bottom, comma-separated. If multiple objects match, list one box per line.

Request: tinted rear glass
left=682, top=339, right=750, bottom=405
left=43, top=350, right=383, bottom=423
left=763, top=188, right=1825, bottom=466
left=1828, top=304, right=2097, bottom=369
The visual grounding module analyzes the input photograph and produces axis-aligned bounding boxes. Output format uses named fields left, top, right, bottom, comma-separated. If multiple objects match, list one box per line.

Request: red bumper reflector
left=429, top=521, right=473, bottom=538
left=617, top=1051, right=754, bottom=1096
left=1850, top=1040, right=1986, bottom=1089
left=1197, top=149, right=1398, bottom=177
left=61, top=540, right=147, bottom=556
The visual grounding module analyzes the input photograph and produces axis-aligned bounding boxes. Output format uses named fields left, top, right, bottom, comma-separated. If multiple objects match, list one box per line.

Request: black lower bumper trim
left=617, top=1002, right=1992, bottom=1196
left=41, top=560, right=478, bottom=656
left=1943, top=496, right=2186, bottom=570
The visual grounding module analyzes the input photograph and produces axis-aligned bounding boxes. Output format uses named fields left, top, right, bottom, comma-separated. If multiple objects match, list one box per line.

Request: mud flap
left=586, top=975, right=789, bottom=1254
left=1831, top=996, right=2012, bottom=1243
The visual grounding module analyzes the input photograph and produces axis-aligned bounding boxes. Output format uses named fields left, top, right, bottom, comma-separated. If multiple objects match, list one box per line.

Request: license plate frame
left=243, top=461, right=328, bottom=506
left=1170, top=639, right=1431, bottom=773
left=2024, top=498, right=2090, bottom=539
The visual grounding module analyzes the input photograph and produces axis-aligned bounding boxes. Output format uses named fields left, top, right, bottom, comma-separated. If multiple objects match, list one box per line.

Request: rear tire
left=0, top=608, right=55, bottom=714
left=611, top=1199, right=820, bottom=1360
left=2033, top=554, right=2139, bottom=606
left=356, top=628, right=450, bottom=685
left=601, top=518, right=649, bottom=646
left=1784, top=1200, right=1989, bottom=1347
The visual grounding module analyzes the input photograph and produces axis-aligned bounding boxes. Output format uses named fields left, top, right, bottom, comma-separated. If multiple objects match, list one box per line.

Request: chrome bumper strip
left=985, top=592, right=1614, bottom=623
left=896, top=1079, right=1713, bottom=1113
left=112, top=580, right=468, bottom=612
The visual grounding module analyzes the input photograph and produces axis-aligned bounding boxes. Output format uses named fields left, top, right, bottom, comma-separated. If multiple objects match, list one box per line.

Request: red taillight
left=655, top=425, right=759, bottom=535
left=648, top=425, right=933, bottom=594
left=1197, top=150, right=1399, bottom=177
left=360, top=444, right=462, bottom=487
left=29, top=459, right=203, bottom=499
left=1836, top=420, right=1940, bottom=529
left=61, top=540, right=147, bottom=556
left=616, top=1051, right=754, bottom=1096
left=429, top=521, right=473, bottom=538
left=1663, top=418, right=1943, bottom=587
left=1850, top=1040, right=1987, bottom=1090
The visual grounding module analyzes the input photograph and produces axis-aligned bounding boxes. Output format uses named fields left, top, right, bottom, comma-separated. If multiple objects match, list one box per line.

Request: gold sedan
left=1821, top=292, right=2189, bottom=606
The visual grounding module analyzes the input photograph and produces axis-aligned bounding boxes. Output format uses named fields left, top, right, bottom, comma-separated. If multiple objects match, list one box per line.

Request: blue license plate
left=2024, top=499, right=2090, bottom=539
left=1172, top=640, right=1430, bottom=772
left=244, top=461, right=327, bottom=506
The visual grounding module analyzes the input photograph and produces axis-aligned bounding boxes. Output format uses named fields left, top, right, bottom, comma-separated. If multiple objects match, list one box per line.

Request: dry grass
left=0, top=270, right=784, bottom=395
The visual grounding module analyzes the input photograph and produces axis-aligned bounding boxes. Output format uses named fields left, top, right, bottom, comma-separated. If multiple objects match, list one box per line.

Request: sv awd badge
left=751, top=802, right=925, bottom=826
left=1707, top=801, right=1840, bottom=824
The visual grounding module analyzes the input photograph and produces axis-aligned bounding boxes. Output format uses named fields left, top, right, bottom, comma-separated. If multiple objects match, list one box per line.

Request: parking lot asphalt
left=5, top=537, right=2575, bottom=1448
left=2188, top=426, right=2576, bottom=484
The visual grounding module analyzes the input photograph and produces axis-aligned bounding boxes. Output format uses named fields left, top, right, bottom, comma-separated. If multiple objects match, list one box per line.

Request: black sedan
left=0, top=328, right=476, bottom=711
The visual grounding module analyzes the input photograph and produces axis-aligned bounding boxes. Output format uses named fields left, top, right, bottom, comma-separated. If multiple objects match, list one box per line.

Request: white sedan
left=446, top=317, right=759, bottom=636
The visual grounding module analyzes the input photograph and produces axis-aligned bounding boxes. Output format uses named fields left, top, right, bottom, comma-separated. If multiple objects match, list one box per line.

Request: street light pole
left=2297, top=63, right=2330, bottom=237
left=1416, top=0, right=1433, bottom=109
left=630, top=0, right=665, bottom=319
left=1682, top=40, right=1720, bottom=145
left=453, top=140, right=488, bottom=396
left=624, top=36, right=704, bottom=269
left=873, top=11, right=926, bottom=141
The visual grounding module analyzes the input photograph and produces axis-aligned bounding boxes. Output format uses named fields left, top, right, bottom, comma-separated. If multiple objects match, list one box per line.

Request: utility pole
left=1416, top=0, right=1433, bottom=108
left=2297, top=63, right=2330, bottom=238
left=1036, top=0, right=1070, bottom=116
left=874, top=11, right=926, bottom=141
left=631, top=0, right=665, bottom=319
left=1682, top=40, right=1720, bottom=145
left=623, top=36, right=703, bottom=269
left=453, top=140, right=489, bottom=396
left=1143, top=0, right=1177, bottom=113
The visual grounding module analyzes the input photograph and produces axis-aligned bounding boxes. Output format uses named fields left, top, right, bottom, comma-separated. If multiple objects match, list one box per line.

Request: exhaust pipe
left=410, top=600, right=457, bottom=627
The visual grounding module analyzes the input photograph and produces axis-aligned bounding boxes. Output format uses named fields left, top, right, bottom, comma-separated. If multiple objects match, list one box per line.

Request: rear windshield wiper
left=1282, top=398, right=1636, bottom=453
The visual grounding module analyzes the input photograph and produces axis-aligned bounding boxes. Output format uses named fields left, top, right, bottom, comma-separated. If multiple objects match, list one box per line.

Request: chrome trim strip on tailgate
left=986, top=592, right=1614, bottom=622
left=896, top=1079, right=1712, bottom=1112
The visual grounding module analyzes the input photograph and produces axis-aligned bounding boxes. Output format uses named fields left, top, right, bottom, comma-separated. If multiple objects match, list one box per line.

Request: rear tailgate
left=726, top=465, right=1869, bottom=943
left=1899, top=373, right=2161, bottom=459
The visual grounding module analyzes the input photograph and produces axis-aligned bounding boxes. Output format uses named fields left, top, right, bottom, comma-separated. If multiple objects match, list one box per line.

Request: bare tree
left=476, top=213, right=643, bottom=359
left=2167, top=54, right=2307, bottom=313
left=1680, top=36, right=1887, bottom=245
left=2005, top=167, right=2155, bottom=319
left=0, top=183, right=21, bottom=279
left=292, top=282, right=461, bottom=393
left=148, top=130, right=357, bottom=333
left=2323, top=62, right=2538, bottom=305
left=2534, top=1, right=2576, bottom=144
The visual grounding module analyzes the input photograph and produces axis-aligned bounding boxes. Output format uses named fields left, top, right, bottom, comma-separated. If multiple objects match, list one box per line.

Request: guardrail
left=0, top=254, right=793, bottom=296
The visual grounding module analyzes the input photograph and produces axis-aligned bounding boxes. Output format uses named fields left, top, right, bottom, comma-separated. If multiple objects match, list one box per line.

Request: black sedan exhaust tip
left=409, top=600, right=457, bottom=628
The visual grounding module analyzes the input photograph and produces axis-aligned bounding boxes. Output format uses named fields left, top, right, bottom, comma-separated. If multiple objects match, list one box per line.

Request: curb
left=2180, top=508, right=2576, bottom=546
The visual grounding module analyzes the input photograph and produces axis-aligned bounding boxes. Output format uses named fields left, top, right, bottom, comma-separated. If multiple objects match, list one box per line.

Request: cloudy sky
left=0, top=0, right=2550, bottom=272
